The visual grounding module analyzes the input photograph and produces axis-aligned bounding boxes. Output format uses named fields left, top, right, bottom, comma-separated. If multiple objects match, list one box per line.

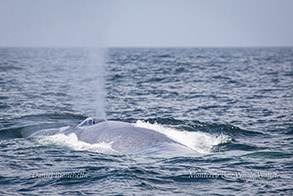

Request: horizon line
left=0, top=45, right=292, bottom=49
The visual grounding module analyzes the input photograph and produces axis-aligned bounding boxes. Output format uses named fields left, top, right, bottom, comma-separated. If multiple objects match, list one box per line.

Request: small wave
left=241, top=151, right=292, bottom=159
left=35, top=133, right=117, bottom=154
left=0, top=127, right=23, bottom=140
left=133, top=120, right=231, bottom=154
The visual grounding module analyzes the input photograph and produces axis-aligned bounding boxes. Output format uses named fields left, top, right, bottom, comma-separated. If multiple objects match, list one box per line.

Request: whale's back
left=74, top=121, right=180, bottom=153
left=27, top=120, right=197, bottom=155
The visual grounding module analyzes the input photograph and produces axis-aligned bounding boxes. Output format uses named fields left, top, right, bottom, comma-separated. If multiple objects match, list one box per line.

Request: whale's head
left=77, top=117, right=105, bottom=127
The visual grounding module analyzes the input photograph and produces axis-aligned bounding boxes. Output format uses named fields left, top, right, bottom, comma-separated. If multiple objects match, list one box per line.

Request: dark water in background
left=0, top=47, right=292, bottom=195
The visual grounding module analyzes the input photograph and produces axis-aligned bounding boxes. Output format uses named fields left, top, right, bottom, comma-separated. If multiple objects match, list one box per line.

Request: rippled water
left=0, top=47, right=292, bottom=195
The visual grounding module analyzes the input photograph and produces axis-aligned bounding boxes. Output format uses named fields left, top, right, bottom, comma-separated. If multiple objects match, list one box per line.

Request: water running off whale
left=27, top=118, right=198, bottom=155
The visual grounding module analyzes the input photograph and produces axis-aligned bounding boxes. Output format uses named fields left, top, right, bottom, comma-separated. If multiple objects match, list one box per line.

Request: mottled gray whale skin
left=29, top=118, right=196, bottom=155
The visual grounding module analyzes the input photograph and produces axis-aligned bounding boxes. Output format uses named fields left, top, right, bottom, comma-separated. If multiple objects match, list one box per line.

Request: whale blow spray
left=86, top=48, right=107, bottom=120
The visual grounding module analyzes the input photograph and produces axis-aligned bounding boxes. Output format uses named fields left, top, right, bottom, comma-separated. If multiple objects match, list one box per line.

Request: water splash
left=36, top=133, right=116, bottom=154
left=133, top=120, right=231, bottom=154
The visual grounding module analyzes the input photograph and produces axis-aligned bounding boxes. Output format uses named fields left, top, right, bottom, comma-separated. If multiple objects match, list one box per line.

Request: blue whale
left=28, top=118, right=196, bottom=155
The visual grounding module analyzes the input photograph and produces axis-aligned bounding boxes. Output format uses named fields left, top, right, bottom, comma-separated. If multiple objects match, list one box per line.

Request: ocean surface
left=0, top=47, right=292, bottom=195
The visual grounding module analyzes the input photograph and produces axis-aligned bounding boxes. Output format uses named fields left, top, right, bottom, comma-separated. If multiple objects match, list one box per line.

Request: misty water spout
left=85, top=48, right=107, bottom=120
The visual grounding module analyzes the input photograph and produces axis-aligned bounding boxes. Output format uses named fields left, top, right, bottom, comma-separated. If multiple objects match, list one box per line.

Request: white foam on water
left=133, top=120, right=231, bottom=154
left=36, top=133, right=117, bottom=154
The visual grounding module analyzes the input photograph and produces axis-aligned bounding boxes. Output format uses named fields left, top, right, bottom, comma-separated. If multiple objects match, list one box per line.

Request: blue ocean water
left=0, top=47, right=292, bottom=195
